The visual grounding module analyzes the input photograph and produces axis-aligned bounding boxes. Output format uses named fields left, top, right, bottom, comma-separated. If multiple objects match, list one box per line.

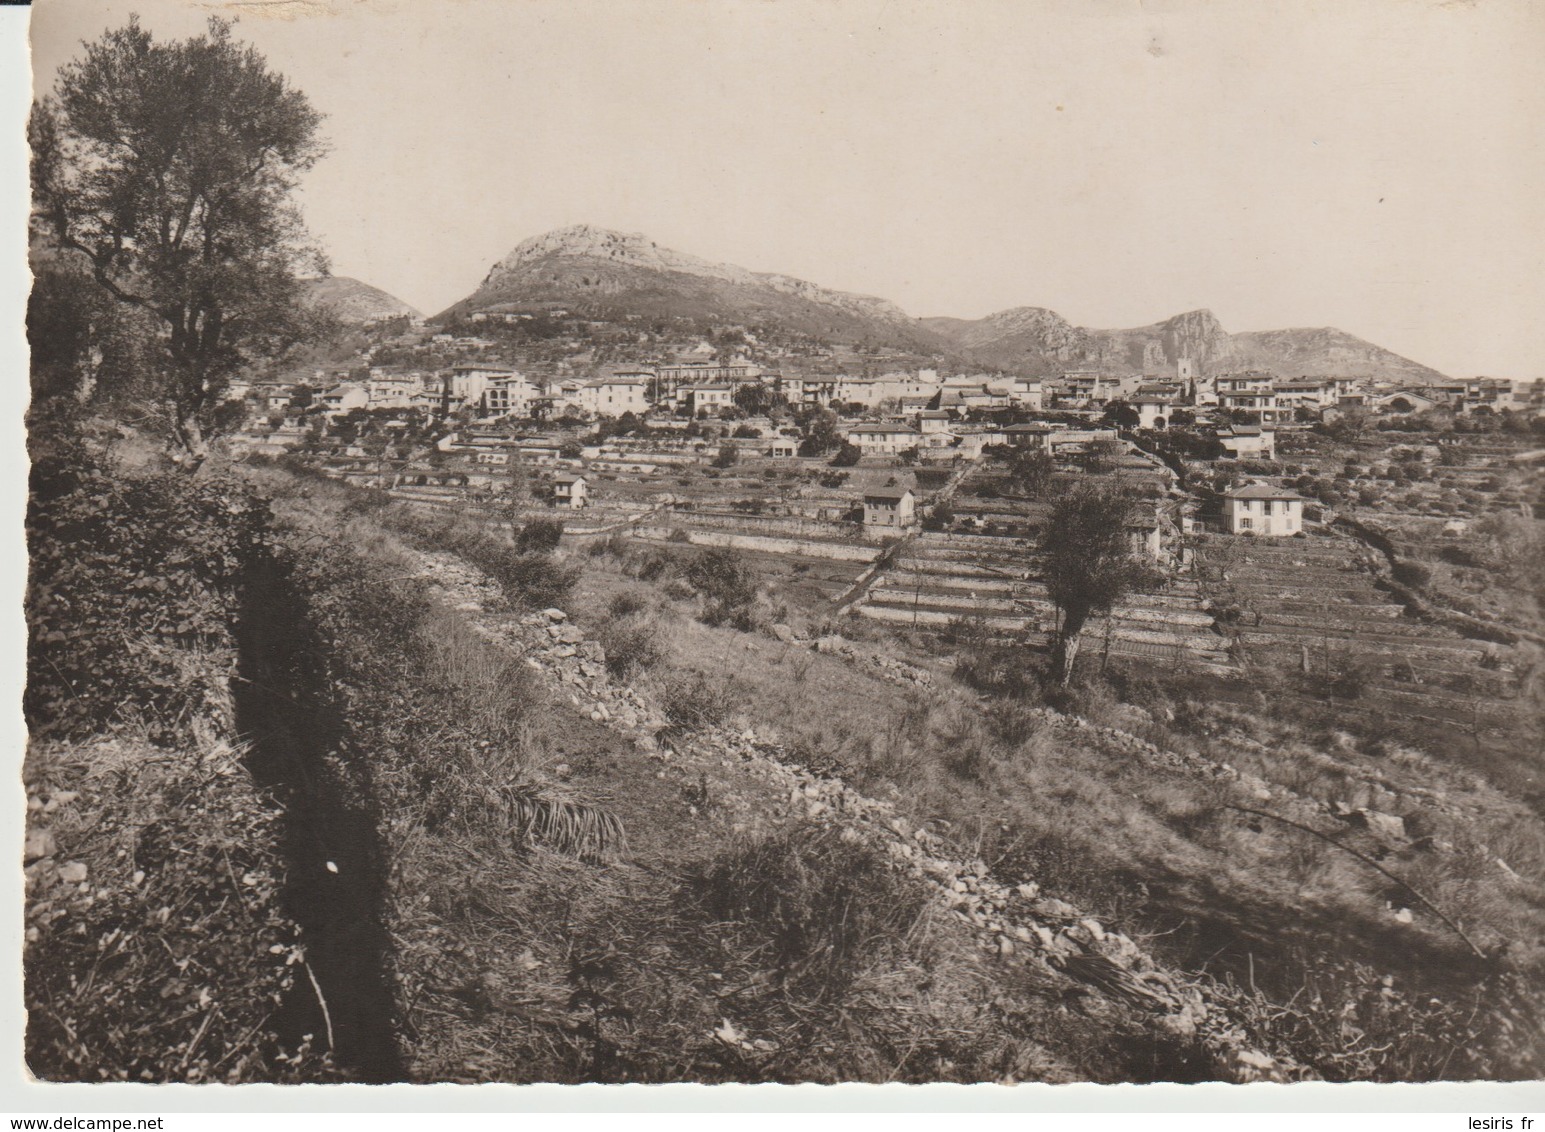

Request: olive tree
left=30, top=16, right=328, bottom=466
left=1039, top=486, right=1162, bottom=685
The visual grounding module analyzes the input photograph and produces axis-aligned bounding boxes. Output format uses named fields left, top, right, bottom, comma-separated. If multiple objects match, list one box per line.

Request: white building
left=846, top=423, right=921, bottom=456
left=552, top=472, right=589, bottom=510
left=448, top=364, right=522, bottom=410
left=863, top=487, right=916, bottom=528
left=319, top=383, right=369, bottom=418
left=1223, top=483, right=1307, bottom=536
left=916, top=410, right=956, bottom=447
left=1216, top=373, right=1283, bottom=424
left=581, top=377, right=649, bottom=418
left=683, top=384, right=735, bottom=416
left=1131, top=385, right=1178, bottom=429
left=1216, top=424, right=1275, bottom=459
left=480, top=375, right=535, bottom=419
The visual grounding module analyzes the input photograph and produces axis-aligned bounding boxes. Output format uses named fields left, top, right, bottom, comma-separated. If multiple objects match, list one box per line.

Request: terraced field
left=1192, top=530, right=1530, bottom=760
left=854, top=531, right=1235, bottom=672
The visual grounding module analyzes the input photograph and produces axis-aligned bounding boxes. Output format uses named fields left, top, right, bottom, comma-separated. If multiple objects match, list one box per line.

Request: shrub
left=684, top=826, right=932, bottom=1001
left=1391, top=560, right=1432, bottom=589
left=658, top=669, right=741, bottom=731
left=830, top=443, right=861, bottom=467
left=26, top=457, right=270, bottom=743
left=24, top=739, right=336, bottom=1083
left=488, top=549, right=580, bottom=609
left=633, top=548, right=676, bottom=583
left=586, top=532, right=631, bottom=559
left=595, top=615, right=665, bottom=678
left=608, top=591, right=648, bottom=619
left=954, top=640, right=1045, bottom=700
left=514, top=517, right=565, bottom=554
left=380, top=508, right=578, bottom=610
left=922, top=502, right=954, bottom=532
left=985, top=699, right=1046, bottom=747
left=683, top=548, right=758, bottom=629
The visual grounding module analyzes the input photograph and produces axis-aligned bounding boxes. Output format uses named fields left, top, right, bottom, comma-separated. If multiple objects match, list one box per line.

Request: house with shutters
left=1131, top=385, right=1178, bottom=429
left=1216, top=372, right=1283, bottom=424
left=1216, top=424, right=1276, bottom=459
left=551, top=472, right=589, bottom=510
left=862, top=486, right=916, bottom=528
left=580, top=376, right=649, bottom=418
left=846, top=423, right=921, bottom=456
left=1222, top=482, right=1307, bottom=536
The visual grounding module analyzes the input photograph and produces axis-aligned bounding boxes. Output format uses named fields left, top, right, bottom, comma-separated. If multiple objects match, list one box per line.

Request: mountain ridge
left=437, top=225, right=1448, bottom=380
left=302, top=275, right=421, bottom=324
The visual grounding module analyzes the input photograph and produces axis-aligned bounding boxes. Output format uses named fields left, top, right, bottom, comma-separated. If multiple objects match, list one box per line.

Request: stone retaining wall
left=631, top=526, right=882, bottom=562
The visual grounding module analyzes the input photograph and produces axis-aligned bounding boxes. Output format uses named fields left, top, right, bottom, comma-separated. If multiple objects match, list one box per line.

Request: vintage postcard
left=17, top=0, right=1545, bottom=1097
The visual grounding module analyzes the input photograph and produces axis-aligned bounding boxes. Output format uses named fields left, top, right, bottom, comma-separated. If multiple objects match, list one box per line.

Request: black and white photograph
left=13, top=0, right=1545, bottom=1099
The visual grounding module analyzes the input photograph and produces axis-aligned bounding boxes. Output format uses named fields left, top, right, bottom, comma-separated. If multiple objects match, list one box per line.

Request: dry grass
left=563, top=547, right=1545, bottom=1080
left=23, top=736, right=338, bottom=1083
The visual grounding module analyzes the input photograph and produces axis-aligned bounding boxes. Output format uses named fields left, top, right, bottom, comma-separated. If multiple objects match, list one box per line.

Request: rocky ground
left=403, top=543, right=1308, bottom=1082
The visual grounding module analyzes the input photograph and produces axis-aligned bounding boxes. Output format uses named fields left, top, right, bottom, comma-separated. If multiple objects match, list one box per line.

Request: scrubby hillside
left=23, top=431, right=339, bottom=1082
left=27, top=441, right=1541, bottom=1082
left=301, top=276, right=421, bottom=324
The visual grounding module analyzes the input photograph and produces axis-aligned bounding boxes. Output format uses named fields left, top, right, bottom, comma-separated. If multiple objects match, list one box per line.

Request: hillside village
left=22, top=18, right=1545, bottom=1084
left=28, top=222, right=1545, bottom=1088
left=232, top=288, right=1543, bottom=550
left=222, top=255, right=1545, bottom=789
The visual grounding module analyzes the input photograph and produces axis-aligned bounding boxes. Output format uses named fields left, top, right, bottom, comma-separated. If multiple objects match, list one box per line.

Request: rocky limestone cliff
left=465, top=224, right=918, bottom=330
left=933, top=305, right=1442, bottom=380
left=443, top=224, right=1447, bottom=378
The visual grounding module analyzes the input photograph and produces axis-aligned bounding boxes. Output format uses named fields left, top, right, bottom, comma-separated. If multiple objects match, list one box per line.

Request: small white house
left=1223, top=483, right=1307, bottom=536
left=552, top=473, right=589, bottom=510
left=683, top=384, right=734, bottom=416
left=1131, top=386, right=1177, bottom=429
left=847, top=423, right=921, bottom=456
left=1217, top=425, right=1276, bottom=460
left=862, top=487, right=916, bottom=528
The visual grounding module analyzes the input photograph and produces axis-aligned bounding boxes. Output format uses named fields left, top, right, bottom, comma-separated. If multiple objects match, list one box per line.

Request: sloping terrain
left=27, top=449, right=1542, bottom=1083
left=435, top=224, right=1447, bottom=378
left=436, top=225, right=943, bottom=350
left=301, top=276, right=421, bottom=323
left=926, top=306, right=1445, bottom=381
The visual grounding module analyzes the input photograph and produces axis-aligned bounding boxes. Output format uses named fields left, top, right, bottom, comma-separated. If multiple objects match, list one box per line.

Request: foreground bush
left=683, top=548, right=758, bottom=629
left=26, top=453, right=270, bottom=743
left=379, top=507, right=578, bottom=610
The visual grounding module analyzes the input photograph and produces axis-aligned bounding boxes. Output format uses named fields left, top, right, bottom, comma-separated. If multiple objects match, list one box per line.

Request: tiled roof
left=1225, top=483, right=1307, bottom=501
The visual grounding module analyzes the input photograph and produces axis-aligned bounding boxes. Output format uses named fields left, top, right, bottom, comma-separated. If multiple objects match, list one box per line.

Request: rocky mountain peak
left=491, top=224, right=746, bottom=283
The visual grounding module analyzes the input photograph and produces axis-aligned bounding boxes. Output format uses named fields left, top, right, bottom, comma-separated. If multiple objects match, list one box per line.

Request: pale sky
left=27, top=0, right=1545, bottom=377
